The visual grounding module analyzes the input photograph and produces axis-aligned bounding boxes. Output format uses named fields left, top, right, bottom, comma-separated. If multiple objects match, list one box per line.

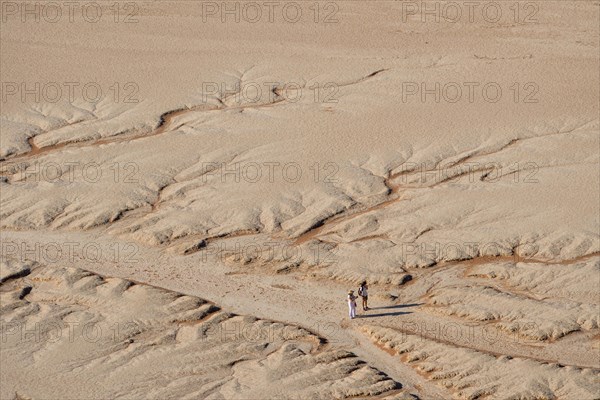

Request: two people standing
left=347, top=281, right=369, bottom=319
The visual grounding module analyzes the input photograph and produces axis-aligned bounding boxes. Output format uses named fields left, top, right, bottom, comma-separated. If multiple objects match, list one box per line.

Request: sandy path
left=1, top=229, right=443, bottom=398
left=4, top=229, right=597, bottom=398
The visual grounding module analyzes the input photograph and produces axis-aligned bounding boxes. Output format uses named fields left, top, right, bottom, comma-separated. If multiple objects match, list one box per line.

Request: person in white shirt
left=347, top=290, right=357, bottom=319
left=358, top=281, right=369, bottom=311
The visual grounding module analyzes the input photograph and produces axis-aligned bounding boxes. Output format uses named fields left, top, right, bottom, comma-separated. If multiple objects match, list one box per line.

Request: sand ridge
left=1, top=0, right=599, bottom=398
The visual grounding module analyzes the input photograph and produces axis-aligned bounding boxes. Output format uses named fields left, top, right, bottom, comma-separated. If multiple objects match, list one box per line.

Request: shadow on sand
left=357, top=303, right=423, bottom=318
left=358, top=311, right=412, bottom=318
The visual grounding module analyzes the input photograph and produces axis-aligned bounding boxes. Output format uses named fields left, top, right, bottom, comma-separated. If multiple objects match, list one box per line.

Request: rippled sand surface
left=1, top=1, right=598, bottom=398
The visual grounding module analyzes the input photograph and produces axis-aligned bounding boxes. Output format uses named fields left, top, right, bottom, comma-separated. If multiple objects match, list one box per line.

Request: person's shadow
left=358, top=303, right=423, bottom=318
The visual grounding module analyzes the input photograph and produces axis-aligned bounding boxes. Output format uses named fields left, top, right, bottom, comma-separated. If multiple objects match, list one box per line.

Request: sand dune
left=1, top=0, right=599, bottom=398
left=1, top=258, right=406, bottom=399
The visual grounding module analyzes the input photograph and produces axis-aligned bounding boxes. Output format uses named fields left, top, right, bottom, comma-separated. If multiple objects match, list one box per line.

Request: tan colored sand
left=1, top=0, right=599, bottom=398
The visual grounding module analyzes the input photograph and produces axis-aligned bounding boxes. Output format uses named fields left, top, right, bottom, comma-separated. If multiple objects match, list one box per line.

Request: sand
left=1, top=1, right=599, bottom=398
